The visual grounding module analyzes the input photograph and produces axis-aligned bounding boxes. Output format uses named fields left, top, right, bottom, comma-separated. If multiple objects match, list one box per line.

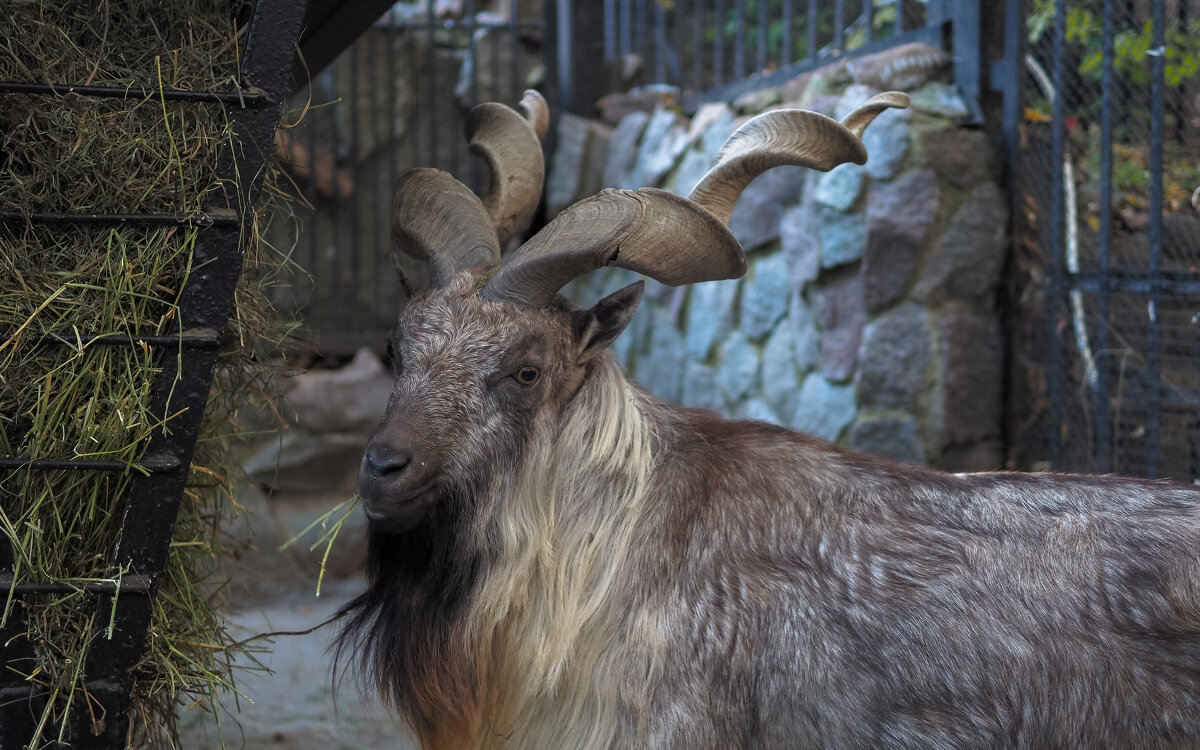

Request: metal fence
left=1005, top=0, right=1200, bottom=481
left=558, top=0, right=981, bottom=114
left=270, top=1, right=546, bottom=355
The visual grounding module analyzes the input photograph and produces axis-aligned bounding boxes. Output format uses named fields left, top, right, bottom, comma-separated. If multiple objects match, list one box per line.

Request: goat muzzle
left=359, top=437, right=443, bottom=532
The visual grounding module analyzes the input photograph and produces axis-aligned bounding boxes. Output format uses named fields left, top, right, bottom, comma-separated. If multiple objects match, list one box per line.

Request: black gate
left=1004, top=0, right=1200, bottom=481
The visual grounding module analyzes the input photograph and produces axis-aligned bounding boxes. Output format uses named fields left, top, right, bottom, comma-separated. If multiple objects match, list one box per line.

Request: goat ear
left=574, top=281, right=644, bottom=363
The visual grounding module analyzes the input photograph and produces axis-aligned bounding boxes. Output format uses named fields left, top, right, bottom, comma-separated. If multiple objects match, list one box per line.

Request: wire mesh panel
left=1007, top=0, right=1200, bottom=481
left=271, top=1, right=547, bottom=356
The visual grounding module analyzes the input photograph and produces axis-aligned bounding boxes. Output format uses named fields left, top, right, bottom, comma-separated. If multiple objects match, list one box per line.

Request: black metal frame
left=0, top=0, right=305, bottom=746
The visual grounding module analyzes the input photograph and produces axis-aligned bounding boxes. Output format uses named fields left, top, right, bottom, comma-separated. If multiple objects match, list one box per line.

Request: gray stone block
left=817, top=273, right=867, bottom=382
left=788, top=291, right=821, bottom=371
left=864, top=108, right=910, bottom=181
left=685, top=278, right=740, bottom=359
left=914, top=182, right=1007, bottom=302
left=718, top=330, right=761, bottom=402
left=938, top=302, right=1003, bottom=446
left=738, top=398, right=782, bottom=425
left=791, top=373, right=856, bottom=442
left=863, top=168, right=939, bottom=313
left=909, top=82, right=970, bottom=119
left=741, top=250, right=792, bottom=340
left=820, top=210, right=869, bottom=269
left=762, top=321, right=801, bottom=418
left=633, top=106, right=684, bottom=187
left=546, top=113, right=612, bottom=217
left=681, top=359, right=726, bottom=412
left=856, top=302, right=933, bottom=412
left=728, top=166, right=807, bottom=251
left=850, top=415, right=926, bottom=465
left=637, top=306, right=686, bottom=401
left=815, top=163, right=865, bottom=212
left=780, top=202, right=821, bottom=285
left=603, top=110, right=651, bottom=189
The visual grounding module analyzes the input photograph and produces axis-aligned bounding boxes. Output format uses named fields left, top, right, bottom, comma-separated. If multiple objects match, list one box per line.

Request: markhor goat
left=337, top=90, right=1200, bottom=749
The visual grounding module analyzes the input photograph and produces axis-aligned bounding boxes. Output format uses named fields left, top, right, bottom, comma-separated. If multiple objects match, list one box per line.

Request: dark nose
left=363, top=444, right=411, bottom=479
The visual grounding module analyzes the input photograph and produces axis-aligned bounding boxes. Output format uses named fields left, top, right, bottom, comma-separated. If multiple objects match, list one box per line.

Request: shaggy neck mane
left=338, top=356, right=654, bottom=750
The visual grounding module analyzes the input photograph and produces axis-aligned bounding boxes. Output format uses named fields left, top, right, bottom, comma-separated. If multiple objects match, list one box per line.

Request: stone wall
left=550, top=64, right=1008, bottom=470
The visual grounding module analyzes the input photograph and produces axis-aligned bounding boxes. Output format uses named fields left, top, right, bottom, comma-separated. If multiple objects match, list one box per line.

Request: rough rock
left=914, top=182, right=1007, bottom=302
left=909, top=82, right=971, bottom=118
left=633, top=106, right=686, bottom=187
left=546, top=113, right=613, bottom=217
left=788, top=291, right=821, bottom=371
left=816, top=273, right=866, bottom=382
left=938, top=302, right=1003, bottom=446
left=681, top=359, right=726, bottom=412
left=597, top=84, right=681, bottom=124
left=856, top=303, right=933, bottom=412
left=847, top=42, right=951, bottom=91
left=740, top=250, right=792, bottom=340
left=815, top=163, right=864, bottom=212
left=284, top=349, right=392, bottom=434
left=820, top=210, right=869, bottom=269
left=244, top=432, right=368, bottom=496
left=686, top=278, right=741, bottom=359
left=780, top=202, right=821, bottom=285
left=791, top=373, right=856, bottom=442
left=863, top=168, right=939, bottom=312
left=602, top=110, right=650, bottom=188
left=733, top=86, right=782, bottom=114
left=718, top=330, right=761, bottom=402
left=636, top=306, right=686, bottom=401
left=921, top=126, right=995, bottom=190
left=761, top=322, right=801, bottom=418
left=835, top=84, right=879, bottom=120
left=862, top=105, right=910, bottom=180
left=728, top=166, right=807, bottom=251
left=738, top=398, right=781, bottom=425
left=850, top=414, right=926, bottom=464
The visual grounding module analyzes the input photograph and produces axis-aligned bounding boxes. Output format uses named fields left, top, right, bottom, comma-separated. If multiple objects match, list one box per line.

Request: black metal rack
left=0, top=1, right=305, bottom=746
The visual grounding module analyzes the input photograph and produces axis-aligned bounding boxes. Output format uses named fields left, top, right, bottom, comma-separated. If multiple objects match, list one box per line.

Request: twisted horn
left=689, top=90, right=910, bottom=225
left=482, top=91, right=909, bottom=308
left=467, top=89, right=549, bottom=245
left=392, top=168, right=500, bottom=287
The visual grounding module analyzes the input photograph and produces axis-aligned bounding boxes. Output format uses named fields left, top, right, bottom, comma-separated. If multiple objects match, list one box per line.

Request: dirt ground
left=177, top=578, right=417, bottom=750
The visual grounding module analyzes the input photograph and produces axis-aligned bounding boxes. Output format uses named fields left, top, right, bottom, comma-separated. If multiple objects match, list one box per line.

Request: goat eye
left=514, top=366, right=540, bottom=386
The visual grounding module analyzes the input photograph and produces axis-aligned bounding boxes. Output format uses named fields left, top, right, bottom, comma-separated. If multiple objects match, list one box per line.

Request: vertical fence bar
left=757, top=0, right=767, bottom=72
left=782, top=0, right=793, bottom=66
left=605, top=0, right=617, bottom=62
left=1095, top=0, right=1114, bottom=472
left=349, top=52, right=362, bottom=296
left=655, top=1, right=668, bottom=82
left=896, top=0, right=905, bottom=33
left=635, top=0, right=646, bottom=78
left=715, top=0, right=725, bottom=85
left=1047, top=0, right=1067, bottom=469
left=620, top=0, right=632, bottom=61
left=693, top=0, right=703, bottom=89
left=467, top=0, right=482, bottom=186
left=426, top=0, right=438, bottom=168
left=833, top=0, right=844, bottom=52
left=730, top=0, right=743, bottom=80
left=328, top=59, right=343, bottom=303
left=807, top=0, right=817, bottom=61
left=510, top=3, right=521, bottom=102
left=864, top=0, right=873, bottom=45
left=1146, top=0, right=1165, bottom=476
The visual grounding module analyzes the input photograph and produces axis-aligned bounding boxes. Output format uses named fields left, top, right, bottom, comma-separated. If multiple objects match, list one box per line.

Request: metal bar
left=682, top=25, right=943, bottom=112
left=510, top=2, right=521, bottom=101
left=427, top=0, right=438, bottom=166
left=605, top=0, right=617, bottom=60
left=864, top=0, right=873, bottom=45
left=952, top=0, right=984, bottom=122
left=0, top=330, right=219, bottom=349
left=0, top=209, right=238, bottom=227
left=636, top=0, right=648, bottom=81
left=807, top=0, right=817, bottom=61
left=376, top=18, right=544, bottom=29
left=834, top=0, right=845, bottom=52
left=0, top=456, right=180, bottom=473
left=693, top=0, right=703, bottom=89
left=1047, top=0, right=1067, bottom=469
left=734, top=0, right=745, bottom=81
left=655, top=1, right=667, bottom=82
left=1146, top=0, right=1165, bottom=477
left=999, top=0, right=1023, bottom=470
left=896, top=0, right=905, bottom=33
left=69, top=0, right=306, bottom=744
left=0, top=576, right=152, bottom=598
left=467, top=0, right=481, bottom=185
left=621, top=0, right=632, bottom=60
left=1095, top=0, right=1115, bottom=473
left=0, top=80, right=270, bottom=106
left=782, top=0, right=793, bottom=66
left=715, top=0, right=725, bottom=85
left=1066, top=272, right=1200, bottom=297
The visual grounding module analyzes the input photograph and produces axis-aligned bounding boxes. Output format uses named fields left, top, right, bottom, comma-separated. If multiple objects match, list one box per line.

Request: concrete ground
left=177, top=578, right=417, bottom=750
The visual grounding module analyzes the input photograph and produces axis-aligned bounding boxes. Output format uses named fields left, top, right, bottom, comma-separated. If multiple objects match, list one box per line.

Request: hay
left=0, top=0, right=294, bottom=746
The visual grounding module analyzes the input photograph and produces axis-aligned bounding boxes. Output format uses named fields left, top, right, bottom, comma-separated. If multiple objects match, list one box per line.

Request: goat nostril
left=365, top=445, right=412, bottom=477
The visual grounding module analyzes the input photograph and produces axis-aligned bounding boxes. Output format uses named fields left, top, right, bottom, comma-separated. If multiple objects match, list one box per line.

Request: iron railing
left=1005, top=0, right=1200, bottom=481
left=0, top=1, right=305, bottom=746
